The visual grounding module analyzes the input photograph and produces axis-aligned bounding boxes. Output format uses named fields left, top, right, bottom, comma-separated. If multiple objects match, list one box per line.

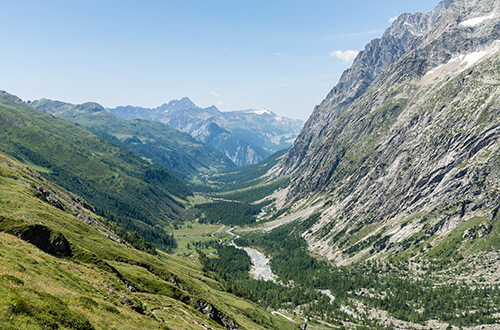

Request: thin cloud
left=210, top=91, right=221, bottom=97
left=389, top=16, right=398, bottom=23
left=330, top=50, right=359, bottom=63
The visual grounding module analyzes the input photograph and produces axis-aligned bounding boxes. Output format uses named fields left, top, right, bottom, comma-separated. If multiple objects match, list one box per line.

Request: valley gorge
left=1, top=0, right=500, bottom=329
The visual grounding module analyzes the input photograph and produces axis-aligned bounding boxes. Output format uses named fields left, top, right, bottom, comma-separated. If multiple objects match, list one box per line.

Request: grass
left=0, top=151, right=295, bottom=330
left=215, top=176, right=290, bottom=203
left=22, top=161, right=52, bottom=174
left=425, top=216, right=489, bottom=260
left=172, top=222, right=222, bottom=256
left=346, top=223, right=382, bottom=245
left=200, top=149, right=288, bottom=192
left=31, top=102, right=235, bottom=180
left=0, top=94, right=191, bottom=250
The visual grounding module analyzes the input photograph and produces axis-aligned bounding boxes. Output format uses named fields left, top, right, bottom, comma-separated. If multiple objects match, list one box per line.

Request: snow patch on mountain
left=422, top=41, right=500, bottom=84
left=251, top=108, right=273, bottom=115
left=459, top=12, right=496, bottom=27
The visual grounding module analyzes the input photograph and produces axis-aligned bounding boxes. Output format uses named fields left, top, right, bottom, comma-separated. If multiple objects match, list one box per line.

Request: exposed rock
left=13, top=224, right=72, bottom=258
left=36, top=186, right=66, bottom=211
left=124, top=281, right=137, bottom=292
left=120, top=295, right=144, bottom=314
left=277, top=0, right=500, bottom=262
left=282, top=0, right=453, bottom=173
left=194, top=299, right=242, bottom=330
left=108, top=98, right=304, bottom=166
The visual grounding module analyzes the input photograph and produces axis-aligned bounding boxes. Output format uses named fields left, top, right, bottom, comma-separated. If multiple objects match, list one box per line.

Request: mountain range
left=28, top=98, right=235, bottom=180
left=0, top=91, right=189, bottom=251
left=2, top=0, right=500, bottom=328
left=108, top=98, right=304, bottom=166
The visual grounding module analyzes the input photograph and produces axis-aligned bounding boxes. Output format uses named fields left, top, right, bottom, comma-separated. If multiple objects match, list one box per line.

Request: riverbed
left=226, top=227, right=275, bottom=282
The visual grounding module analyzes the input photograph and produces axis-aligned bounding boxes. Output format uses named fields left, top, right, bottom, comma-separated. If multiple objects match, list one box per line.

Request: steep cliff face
left=282, top=0, right=453, bottom=173
left=279, top=0, right=500, bottom=263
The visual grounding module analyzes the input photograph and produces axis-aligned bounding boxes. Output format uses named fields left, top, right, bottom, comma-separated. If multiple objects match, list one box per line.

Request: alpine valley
left=1, top=0, right=500, bottom=329
left=108, top=98, right=304, bottom=167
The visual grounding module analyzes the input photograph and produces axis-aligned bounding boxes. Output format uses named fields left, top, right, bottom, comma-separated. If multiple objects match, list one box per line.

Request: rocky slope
left=278, top=0, right=500, bottom=263
left=109, top=98, right=303, bottom=166
left=29, top=98, right=235, bottom=180
left=282, top=0, right=453, bottom=173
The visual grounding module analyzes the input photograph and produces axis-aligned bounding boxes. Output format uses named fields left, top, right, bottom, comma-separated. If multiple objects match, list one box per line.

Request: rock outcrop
left=13, top=224, right=72, bottom=258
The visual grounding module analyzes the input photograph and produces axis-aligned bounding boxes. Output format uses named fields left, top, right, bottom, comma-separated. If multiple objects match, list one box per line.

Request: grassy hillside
left=0, top=91, right=190, bottom=250
left=30, top=99, right=235, bottom=181
left=0, top=151, right=295, bottom=330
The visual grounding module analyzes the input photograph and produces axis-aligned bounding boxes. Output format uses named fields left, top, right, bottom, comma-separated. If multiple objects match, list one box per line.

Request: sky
left=0, top=0, right=441, bottom=120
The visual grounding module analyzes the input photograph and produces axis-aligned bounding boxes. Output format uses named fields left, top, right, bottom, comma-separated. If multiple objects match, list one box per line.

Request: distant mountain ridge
left=29, top=98, right=235, bottom=180
left=108, top=98, right=304, bottom=166
left=0, top=90, right=191, bottom=250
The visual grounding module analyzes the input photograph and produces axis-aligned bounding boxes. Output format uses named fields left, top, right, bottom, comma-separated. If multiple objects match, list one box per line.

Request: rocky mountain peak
left=109, top=98, right=303, bottom=166
left=158, top=97, right=198, bottom=112
left=276, top=0, right=500, bottom=263
left=281, top=0, right=454, bottom=174
left=377, top=0, right=500, bottom=86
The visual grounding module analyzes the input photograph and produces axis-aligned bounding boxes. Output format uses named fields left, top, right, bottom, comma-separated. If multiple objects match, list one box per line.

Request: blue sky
left=0, top=0, right=440, bottom=120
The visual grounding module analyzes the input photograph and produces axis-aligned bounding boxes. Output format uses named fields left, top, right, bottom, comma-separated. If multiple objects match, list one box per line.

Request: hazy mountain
left=0, top=90, right=190, bottom=250
left=275, top=0, right=500, bottom=263
left=108, top=99, right=303, bottom=166
left=29, top=98, right=236, bottom=180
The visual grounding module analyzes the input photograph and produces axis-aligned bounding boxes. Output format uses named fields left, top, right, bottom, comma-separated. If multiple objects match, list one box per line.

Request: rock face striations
left=279, top=0, right=500, bottom=262
left=282, top=0, right=453, bottom=174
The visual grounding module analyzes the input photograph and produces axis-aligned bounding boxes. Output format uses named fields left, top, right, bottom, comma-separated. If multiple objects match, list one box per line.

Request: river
left=216, top=227, right=357, bottom=319
left=225, top=227, right=275, bottom=282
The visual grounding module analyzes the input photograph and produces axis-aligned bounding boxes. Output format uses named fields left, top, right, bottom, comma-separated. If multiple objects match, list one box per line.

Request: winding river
left=217, top=227, right=357, bottom=319
left=225, top=227, right=275, bottom=282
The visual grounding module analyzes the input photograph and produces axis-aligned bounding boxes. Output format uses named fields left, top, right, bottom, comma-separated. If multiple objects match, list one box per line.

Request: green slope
left=0, top=151, right=295, bottom=330
left=0, top=91, right=190, bottom=250
left=198, top=148, right=288, bottom=192
left=30, top=98, right=235, bottom=181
